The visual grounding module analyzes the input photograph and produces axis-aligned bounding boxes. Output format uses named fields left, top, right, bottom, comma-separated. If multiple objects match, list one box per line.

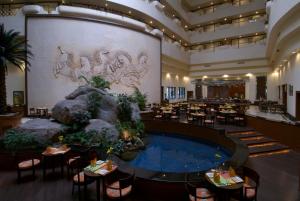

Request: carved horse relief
left=55, top=46, right=149, bottom=88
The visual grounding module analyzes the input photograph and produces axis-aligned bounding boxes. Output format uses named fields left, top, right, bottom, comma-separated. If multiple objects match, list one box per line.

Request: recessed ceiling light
left=203, top=75, right=208, bottom=79
left=179, top=40, right=182, bottom=42
left=239, top=35, right=242, bottom=38
left=224, top=38, right=227, bottom=41
left=172, top=14, right=175, bottom=17
left=246, top=73, right=253, bottom=77
left=239, top=14, right=243, bottom=17
left=210, top=2, right=214, bottom=5
left=255, top=33, right=258, bottom=35
left=185, top=25, right=188, bottom=28
left=172, top=35, right=175, bottom=38
left=128, top=10, right=132, bottom=14
left=162, top=28, right=165, bottom=32
left=185, top=43, right=188, bottom=46
left=256, top=11, right=259, bottom=14
left=150, top=21, right=153, bottom=24
left=224, top=18, right=227, bottom=21
left=162, top=5, right=165, bottom=8
left=223, top=74, right=229, bottom=78
left=198, top=6, right=201, bottom=9
left=105, top=3, right=108, bottom=7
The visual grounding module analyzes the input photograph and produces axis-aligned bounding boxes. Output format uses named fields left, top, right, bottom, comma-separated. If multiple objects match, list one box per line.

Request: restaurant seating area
left=1, top=0, right=300, bottom=201
left=151, top=101, right=248, bottom=127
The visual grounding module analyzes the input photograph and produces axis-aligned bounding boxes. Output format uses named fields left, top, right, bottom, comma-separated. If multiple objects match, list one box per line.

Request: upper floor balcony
left=190, top=40, right=266, bottom=64
left=162, top=39, right=190, bottom=64
left=190, top=17, right=265, bottom=43
left=189, top=0, right=266, bottom=25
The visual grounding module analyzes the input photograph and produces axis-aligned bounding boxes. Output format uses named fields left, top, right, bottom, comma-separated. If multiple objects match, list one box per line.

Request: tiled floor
left=246, top=105, right=294, bottom=124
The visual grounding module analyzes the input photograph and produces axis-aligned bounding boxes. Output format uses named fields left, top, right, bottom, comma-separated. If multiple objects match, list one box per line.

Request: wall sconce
left=166, top=73, right=171, bottom=79
left=183, top=76, right=190, bottom=81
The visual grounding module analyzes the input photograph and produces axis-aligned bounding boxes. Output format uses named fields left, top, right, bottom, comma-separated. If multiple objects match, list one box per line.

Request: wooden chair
left=216, top=112, right=226, bottom=124
left=186, top=182, right=216, bottom=201
left=71, top=158, right=94, bottom=199
left=204, top=115, right=215, bottom=127
left=105, top=173, right=135, bottom=200
left=29, top=108, right=36, bottom=116
left=241, top=166, right=260, bottom=201
left=16, top=152, right=41, bottom=183
left=234, top=113, right=246, bottom=126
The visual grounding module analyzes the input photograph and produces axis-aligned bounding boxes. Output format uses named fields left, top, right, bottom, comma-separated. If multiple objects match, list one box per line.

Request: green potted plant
left=0, top=24, right=32, bottom=114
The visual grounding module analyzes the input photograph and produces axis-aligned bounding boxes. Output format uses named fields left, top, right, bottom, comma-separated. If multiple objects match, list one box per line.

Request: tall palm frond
left=0, top=24, right=32, bottom=114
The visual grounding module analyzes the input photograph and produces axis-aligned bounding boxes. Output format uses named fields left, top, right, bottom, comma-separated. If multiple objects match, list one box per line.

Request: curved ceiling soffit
left=266, top=2, right=300, bottom=58
left=270, top=25, right=300, bottom=65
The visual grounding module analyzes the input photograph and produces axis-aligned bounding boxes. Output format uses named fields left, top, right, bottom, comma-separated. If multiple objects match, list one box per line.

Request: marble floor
left=246, top=105, right=294, bottom=124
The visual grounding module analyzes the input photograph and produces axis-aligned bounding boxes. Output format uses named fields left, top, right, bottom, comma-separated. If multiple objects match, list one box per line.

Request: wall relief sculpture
left=54, top=46, right=149, bottom=88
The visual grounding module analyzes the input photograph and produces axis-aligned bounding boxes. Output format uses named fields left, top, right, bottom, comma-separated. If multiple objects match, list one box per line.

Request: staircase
left=227, top=130, right=291, bottom=157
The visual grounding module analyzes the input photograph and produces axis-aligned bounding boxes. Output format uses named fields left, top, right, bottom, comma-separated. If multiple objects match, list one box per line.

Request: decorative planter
left=0, top=112, right=23, bottom=136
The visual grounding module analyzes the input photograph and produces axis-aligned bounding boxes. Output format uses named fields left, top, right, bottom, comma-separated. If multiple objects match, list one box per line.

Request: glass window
left=165, top=87, right=176, bottom=100
left=178, top=87, right=186, bottom=99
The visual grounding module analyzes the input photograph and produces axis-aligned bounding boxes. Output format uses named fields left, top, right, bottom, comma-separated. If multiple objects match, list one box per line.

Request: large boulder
left=96, top=94, right=118, bottom=123
left=52, top=99, right=88, bottom=124
left=130, top=103, right=141, bottom=122
left=85, top=119, right=119, bottom=142
left=15, top=118, right=67, bottom=144
left=65, top=85, right=105, bottom=100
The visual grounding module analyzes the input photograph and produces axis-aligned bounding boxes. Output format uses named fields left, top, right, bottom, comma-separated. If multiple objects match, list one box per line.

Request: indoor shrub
left=130, top=87, right=147, bottom=111
left=3, top=129, right=43, bottom=153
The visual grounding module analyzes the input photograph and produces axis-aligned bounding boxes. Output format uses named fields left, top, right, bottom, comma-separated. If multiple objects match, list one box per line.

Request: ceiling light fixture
left=150, top=21, right=153, bottom=24
left=223, top=74, right=229, bottom=78
left=255, top=11, right=259, bottom=14
left=128, top=10, right=132, bottom=14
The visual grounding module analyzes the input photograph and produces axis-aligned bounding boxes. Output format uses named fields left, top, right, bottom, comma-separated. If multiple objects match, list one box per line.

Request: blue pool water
left=129, top=134, right=231, bottom=173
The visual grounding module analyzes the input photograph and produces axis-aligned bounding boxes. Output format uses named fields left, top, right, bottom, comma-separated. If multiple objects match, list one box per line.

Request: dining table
left=191, top=112, right=206, bottom=125
left=84, top=160, right=118, bottom=201
left=219, top=110, right=237, bottom=124
left=42, top=145, right=71, bottom=179
left=205, top=169, right=244, bottom=201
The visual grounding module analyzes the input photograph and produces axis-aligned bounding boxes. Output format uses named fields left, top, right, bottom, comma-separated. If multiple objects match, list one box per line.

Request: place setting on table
left=205, top=165, right=244, bottom=201
left=83, top=148, right=118, bottom=201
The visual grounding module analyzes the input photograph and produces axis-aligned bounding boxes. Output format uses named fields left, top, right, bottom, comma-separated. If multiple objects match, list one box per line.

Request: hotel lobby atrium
left=0, top=0, right=300, bottom=201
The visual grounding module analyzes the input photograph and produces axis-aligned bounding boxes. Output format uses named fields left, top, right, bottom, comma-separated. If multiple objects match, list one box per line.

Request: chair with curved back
left=71, top=157, right=94, bottom=199
left=186, top=182, right=216, bottom=201
left=105, top=172, right=135, bottom=200
left=16, top=151, right=41, bottom=183
left=242, top=166, right=260, bottom=201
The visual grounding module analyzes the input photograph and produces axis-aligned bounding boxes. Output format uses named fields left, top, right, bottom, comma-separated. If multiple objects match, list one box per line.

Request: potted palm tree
left=0, top=24, right=32, bottom=134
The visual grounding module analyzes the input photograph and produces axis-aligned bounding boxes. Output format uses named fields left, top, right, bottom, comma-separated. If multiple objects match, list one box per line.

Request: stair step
left=227, top=130, right=255, bottom=135
left=249, top=149, right=291, bottom=158
left=243, top=137, right=277, bottom=146
left=232, top=132, right=264, bottom=139
left=249, top=143, right=289, bottom=155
